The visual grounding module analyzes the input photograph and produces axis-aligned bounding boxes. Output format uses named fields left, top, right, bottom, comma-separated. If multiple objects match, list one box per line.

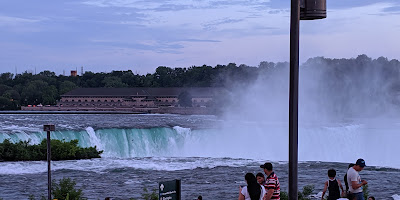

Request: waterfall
left=1, top=122, right=399, bottom=168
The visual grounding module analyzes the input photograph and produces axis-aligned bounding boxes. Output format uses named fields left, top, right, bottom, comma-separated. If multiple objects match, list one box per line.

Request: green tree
left=102, top=76, right=128, bottom=88
left=52, top=178, right=84, bottom=200
left=0, top=139, right=102, bottom=161
left=154, top=66, right=175, bottom=87
left=280, top=185, right=314, bottom=200
left=363, top=184, right=369, bottom=200
left=3, top=89, right=20, bottom=101
left=59, top=81, right=77, bottom=95
left=121, top=70, right=141, bottom=87
left=0, top=72, right=14, bottom=85
left=143, top=74, right=156, bottom=87
left=141, top=187, right=158, bottom=200
left=0, top=97, right=13, bottom=110
left=42, top=85, right=58, bottom=105
left=21, top=80, right=49, bottom=105
left=0, top=84, right=12, bottom=96
left=38, top=70, right=56, bottom=77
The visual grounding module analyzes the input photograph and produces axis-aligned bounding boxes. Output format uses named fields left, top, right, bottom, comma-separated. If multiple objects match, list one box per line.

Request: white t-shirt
left=241, top=185, right=266, bottom=200
left=347, top=167, right=362, bottom=193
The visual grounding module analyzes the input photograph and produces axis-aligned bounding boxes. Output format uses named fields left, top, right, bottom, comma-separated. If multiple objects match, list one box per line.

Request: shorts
left=350, top=192, right=364, bottom=200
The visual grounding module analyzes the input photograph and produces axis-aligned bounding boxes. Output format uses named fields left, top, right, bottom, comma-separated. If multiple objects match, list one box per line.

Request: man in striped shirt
left=260, top=162, right=280, bottom=200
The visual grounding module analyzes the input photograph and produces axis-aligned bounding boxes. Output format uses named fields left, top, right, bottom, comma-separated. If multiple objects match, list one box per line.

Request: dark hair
left=328, top=169, right=336, bottom=178
left=368, top=196, right=375, bottom=200
left=197, top=195, right=202, bottom=200
left=245, top=173, right=261, bottom=200
left=256, top=173, right=264, bottom=178
left=348, top=163, right=355, bottom=168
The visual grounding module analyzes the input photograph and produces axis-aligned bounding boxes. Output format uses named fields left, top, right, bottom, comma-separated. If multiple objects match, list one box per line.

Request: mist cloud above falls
left=219, top=55, right=400, bottom=123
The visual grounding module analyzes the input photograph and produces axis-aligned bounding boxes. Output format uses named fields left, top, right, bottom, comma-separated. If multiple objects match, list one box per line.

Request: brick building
left=58, top=87, right=217, bottom=109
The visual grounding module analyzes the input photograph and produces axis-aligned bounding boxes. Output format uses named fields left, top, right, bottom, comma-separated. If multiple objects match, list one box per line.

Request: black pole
left=289, top=0, right=300, bottom=199
left=47, top=130, right=51, bottom=200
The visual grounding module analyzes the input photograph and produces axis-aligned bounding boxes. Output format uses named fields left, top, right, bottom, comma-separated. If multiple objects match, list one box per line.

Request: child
left=256, top=172, right=265, bottom=186
left=321, top=169, right=345, bottom=200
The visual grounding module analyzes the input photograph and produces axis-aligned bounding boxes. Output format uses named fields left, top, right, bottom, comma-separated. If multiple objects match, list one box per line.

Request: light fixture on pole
left=300, top=0, right=327, bottom=20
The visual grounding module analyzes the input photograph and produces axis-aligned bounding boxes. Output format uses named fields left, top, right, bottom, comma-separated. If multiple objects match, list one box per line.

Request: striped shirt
left=264, top=172, right=280, bottom=200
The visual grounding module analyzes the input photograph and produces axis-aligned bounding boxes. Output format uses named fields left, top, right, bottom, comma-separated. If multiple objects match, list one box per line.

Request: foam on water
left=0, top=157, right=256, bottom=175
left=0, top=124, right=40, bottom=134
left=393, top=195, right=400, bottom=200
left=86, top=127, right=103, bottom=150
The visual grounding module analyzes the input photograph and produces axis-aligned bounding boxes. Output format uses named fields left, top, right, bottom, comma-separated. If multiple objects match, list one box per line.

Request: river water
left=0, top=114, right=399, bottom=199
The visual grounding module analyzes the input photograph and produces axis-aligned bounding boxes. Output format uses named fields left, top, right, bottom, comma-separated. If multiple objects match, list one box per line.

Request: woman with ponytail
left=239, top=173, right=266, bottom=200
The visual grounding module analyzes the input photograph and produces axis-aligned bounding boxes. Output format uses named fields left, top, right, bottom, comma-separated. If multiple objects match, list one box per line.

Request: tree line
left=1, top=54, right=400, bottom=112
left=0, top=62, right=271, bottom=110
left=0, top=139, right=102, bottom=161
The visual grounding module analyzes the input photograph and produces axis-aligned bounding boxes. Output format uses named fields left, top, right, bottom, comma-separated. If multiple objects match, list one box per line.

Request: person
left=260, top=162, right=280, bottom=200
left=256, top=172, right=266, bottom=185
left=367, top=197, right=375, bottom=200
left=239, top=173, right=266, bottom=200
left=321, top=169, right=345, bottom=200
left=347, top=159, right=368, bottom=200
left=344, top=163, right=355, bottom=196
left=197, top=195, right=203, bottom=200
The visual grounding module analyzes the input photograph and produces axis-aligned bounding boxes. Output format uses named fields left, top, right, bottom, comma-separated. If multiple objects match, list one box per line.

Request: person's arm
left=260, top=185, right=266, bottom=199
left=239, top=193, right=245, bottom=200
left=351, top=179, right=367, bottom=190
left=337, top=179, right=345, bottom=197
left=321, top=181, right=328, bottom=200
left=263, top=189, right=274, bottom=200
left=239, top=186, right=245, bottom=200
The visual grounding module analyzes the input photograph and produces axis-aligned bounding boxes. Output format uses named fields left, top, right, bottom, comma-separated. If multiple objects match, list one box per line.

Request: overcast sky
left=1, top=0, right=399, bottom=75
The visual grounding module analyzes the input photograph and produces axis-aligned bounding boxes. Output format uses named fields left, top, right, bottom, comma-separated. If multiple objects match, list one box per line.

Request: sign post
left=43, top=124, right=55, bottom=200
left=159, top=179, right=181, bottom=200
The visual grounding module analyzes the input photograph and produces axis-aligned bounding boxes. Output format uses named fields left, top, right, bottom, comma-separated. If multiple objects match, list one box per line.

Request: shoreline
left=2, top=106, right=215, bottom=115
left=0, top=111, right=147, bottom=114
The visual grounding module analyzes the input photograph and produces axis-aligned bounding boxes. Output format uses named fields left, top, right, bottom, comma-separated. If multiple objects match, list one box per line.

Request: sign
left=159, top=179, right=181, bottom=200
left=43, top=124, right=55, bottom=131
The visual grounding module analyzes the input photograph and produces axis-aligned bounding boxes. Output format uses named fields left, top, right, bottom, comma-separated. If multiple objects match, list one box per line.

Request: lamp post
left=43, top=124, right=55, bottom=200
left=289, top=0, right=326, bottom=199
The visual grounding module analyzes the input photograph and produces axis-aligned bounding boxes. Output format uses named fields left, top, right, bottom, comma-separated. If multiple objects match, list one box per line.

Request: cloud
left=78, top=0, right=287, bottom=37
left=328, top=0, right=398, bottom=9
left=182, top=39, right=221, bottom=43
left=0, top=15, right=42, bottom=26
left=82, top=0, right=273, bottom=10
left=202, top=18, right=244, bottom=31
left=382, top=5, right=400, bottom=15
left=90, top=39, right=184, bottom=53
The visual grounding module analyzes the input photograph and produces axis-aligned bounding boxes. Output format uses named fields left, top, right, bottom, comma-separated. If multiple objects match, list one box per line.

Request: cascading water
left=1, top=120, right=399, bottom=168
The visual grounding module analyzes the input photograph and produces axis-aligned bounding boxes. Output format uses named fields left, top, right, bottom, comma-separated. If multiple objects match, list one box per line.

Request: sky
left=1, top=0, right=400, bottom=75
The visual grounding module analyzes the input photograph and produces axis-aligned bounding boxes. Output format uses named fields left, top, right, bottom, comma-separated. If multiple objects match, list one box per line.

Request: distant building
left=58, top=87, right=218, bottom=109
left=71, top=70, right=77, bottom=77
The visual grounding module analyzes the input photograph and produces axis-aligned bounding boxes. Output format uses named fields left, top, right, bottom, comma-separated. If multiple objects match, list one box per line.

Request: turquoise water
left=1, top=114, right=400, bottom=199
left=0, top=126, right=194, bottom=158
